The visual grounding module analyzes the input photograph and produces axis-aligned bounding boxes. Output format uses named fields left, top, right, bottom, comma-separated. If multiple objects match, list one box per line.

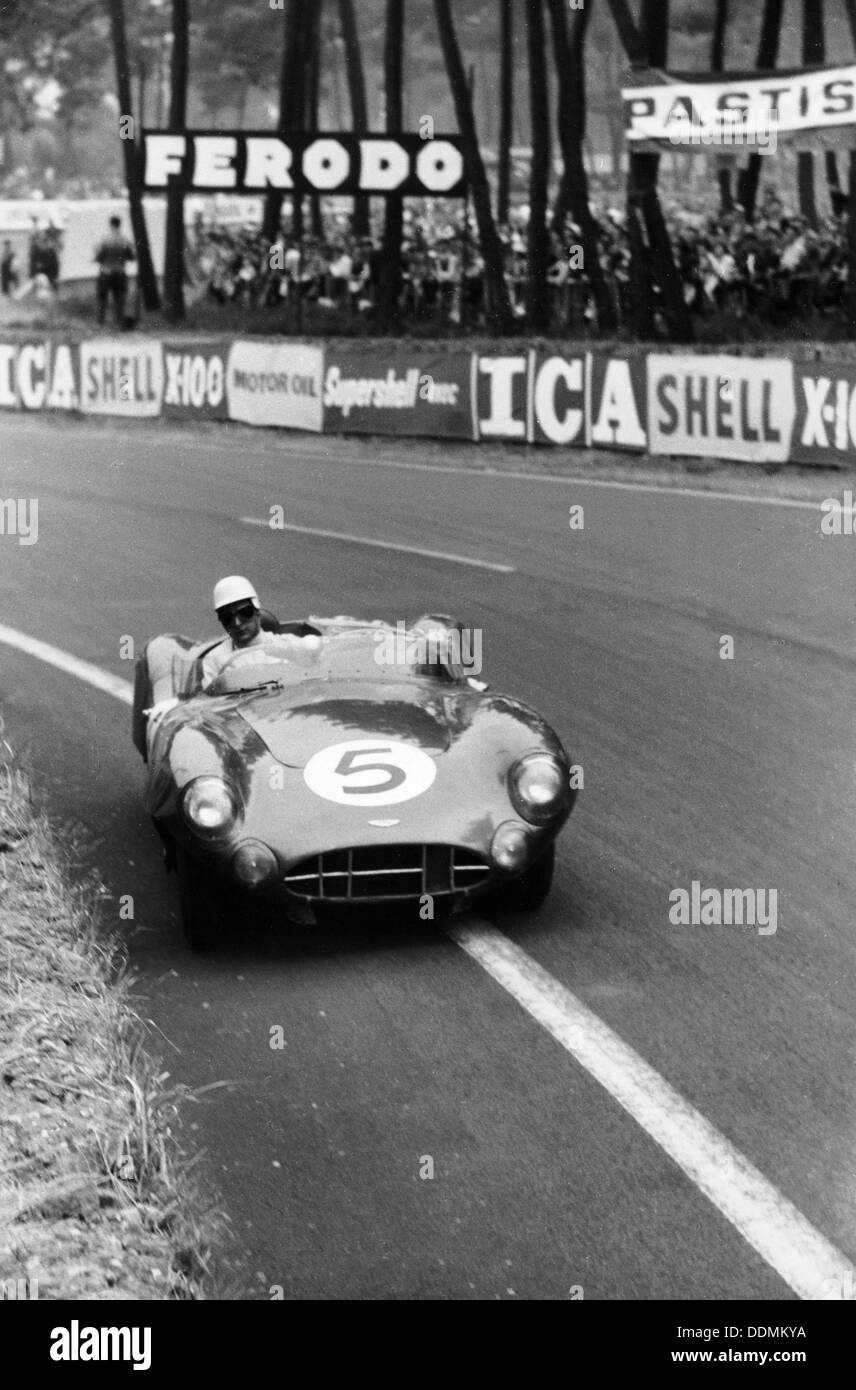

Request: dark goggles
left=218, top=602, right=256, bottom=628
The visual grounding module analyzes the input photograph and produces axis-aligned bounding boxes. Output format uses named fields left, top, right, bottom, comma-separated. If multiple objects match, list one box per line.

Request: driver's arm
left=200, top=638, right=231, bottom=692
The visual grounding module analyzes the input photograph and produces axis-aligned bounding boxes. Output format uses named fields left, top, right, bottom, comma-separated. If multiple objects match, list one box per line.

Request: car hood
left=147, top=675, right=573, bottom=855
left=235, top=680, right=456, bottom=766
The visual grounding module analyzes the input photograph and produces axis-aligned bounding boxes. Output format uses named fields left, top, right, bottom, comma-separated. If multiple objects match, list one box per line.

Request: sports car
left=132, top=613, right=578, bottom=949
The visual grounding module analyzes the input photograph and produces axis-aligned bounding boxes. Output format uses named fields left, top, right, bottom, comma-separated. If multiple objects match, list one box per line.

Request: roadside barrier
left=0, top=334, right=848, bottom=465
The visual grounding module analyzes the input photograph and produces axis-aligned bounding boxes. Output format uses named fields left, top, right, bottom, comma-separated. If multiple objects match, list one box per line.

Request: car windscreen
left=205, top=630, right=437, bottom=695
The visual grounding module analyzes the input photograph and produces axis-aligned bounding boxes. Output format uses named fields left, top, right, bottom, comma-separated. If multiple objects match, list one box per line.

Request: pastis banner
left=623, top=64, right=856, bottom=154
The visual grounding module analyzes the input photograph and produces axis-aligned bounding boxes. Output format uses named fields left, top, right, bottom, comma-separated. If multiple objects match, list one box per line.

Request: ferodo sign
left=322, top=351, right=473, bottom=438
left=141, top=132, right=466, bottom=197
left=80, top=339, right=164, bottom=416
left=647, top=354, right=794, bottom=463
left=0, top=340, right=80, bottom=410
left=227, top=340, right=322, bottom=431
left=162, top=340, right=228, bottom=419
left=790, top=361, right=856, bottom=465
left=476, top=351, right=589, bottom=446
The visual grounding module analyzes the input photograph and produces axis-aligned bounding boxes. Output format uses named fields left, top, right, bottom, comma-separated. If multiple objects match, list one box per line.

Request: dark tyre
left=175, top=846, right=232, bottom=951
left=499, top=843, right=555, bottom=912
left=131, top=653, right=152, bottom=760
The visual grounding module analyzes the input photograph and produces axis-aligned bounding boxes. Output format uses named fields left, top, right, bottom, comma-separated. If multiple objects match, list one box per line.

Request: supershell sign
left=140, top=132, right=467, bottom=196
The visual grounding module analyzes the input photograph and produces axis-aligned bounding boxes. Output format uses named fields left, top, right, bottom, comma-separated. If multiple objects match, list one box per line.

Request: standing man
left=1, top=239, right=19, bottom=296
left=93, top=215, right=135, bottom=327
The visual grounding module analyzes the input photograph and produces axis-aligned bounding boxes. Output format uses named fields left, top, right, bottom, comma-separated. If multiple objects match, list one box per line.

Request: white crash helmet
left=213, top=575, right=260, bottom=612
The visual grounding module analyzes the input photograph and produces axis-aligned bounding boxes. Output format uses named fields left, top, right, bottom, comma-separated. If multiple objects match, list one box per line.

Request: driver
left=200, top=575, right=271, bottom=690
left=144, top=576, right=319, bottom=729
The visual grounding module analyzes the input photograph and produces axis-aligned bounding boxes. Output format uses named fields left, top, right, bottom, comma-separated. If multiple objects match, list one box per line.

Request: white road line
left=542, top=478, right=832, bottom=511
left=239, top=516, right=516, bottom=573
left=451, top=920, right=855, bottom=1301
left=0, top=624, right=134, bottom=705
left=1, top=418, right=839, bottom=511
left=2, top=620, right=853, bottom=1300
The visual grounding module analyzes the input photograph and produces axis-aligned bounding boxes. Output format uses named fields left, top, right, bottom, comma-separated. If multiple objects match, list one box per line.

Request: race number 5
left=334, top=746, right=407, bottom=794
left=303, top=739, right=437, bottom=807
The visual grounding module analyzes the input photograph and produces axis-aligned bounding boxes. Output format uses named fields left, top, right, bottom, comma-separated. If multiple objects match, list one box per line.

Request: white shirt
left=200, top=630, right=269, bottom=690
left=200, top=630, right=321, bottom=690
left=329, top=252, right=353, bottom=279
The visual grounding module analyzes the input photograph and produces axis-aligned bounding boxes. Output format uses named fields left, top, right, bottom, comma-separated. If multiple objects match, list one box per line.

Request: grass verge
left=0, top=729, right=226, bottom=1300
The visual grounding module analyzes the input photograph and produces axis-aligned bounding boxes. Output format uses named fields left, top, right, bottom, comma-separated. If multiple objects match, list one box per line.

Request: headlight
left=231, top=840, right=278, bottom=887
left=181, top=777, right=238, bottom=836
left=491, top=820, right=533, bottom=873
left=509, top=752, right=567, bottom=824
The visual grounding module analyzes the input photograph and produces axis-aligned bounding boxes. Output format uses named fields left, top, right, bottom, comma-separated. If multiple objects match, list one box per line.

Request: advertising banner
left=475, top=353, right=531, bottom=441
left=589, top=354, right=648, bottom=452
left=162, top=339, right=229, bottom=420
left=227, top=340, right=323, bottom=432
left=141, top=132, right=466, bottom=197
left=322, top=350, right=474, bottom=439
left=623, top=63, right=856, bottom=153
left=790, top=360, right=856, bottom=466
left=79, top=338, right=164, bottom=416
left=476, top=351, right=590, bottom=446
left=529, top=351, right=589, bottom=448
left=647, top=354, right=795, bottom=464
left=0, top=342, right=20, bottom=409
left=0, top=340, right=81, bottom=411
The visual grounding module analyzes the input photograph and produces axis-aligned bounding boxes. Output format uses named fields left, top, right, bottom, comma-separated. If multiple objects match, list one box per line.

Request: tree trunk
left=236, top=80, right=249, bottom=128
left=798, top=0, right=824, bottom=227
left=546, top=0, right=617, bottom=331
left=262, top=0, right=304, bottom=243
left=497, top=0, right=513, bottom=224
left=842, top=3, right=856, bottom=308
left=604, top=0, right=644, bottom=65
left=623, top=0, right=692, bottom=340
left=711, top=0, right=728, bottom=68
left=337, top=0, right=370, bottom=236
left=137, top=60, right=146, bottom=129
left=603, top=24, right=624, bottom=182
left=711, top=0, right=733, bottom=214
left=308, top=1, right=323, bottom=239
left=848, top=152, right=856, bottom=332
left=811, top=2, right=839, bottom=211
left=378, top=0, right=405, bottom=328
left=434, top=0, right=514, bottom=332
left=163, top=0, right=189, bottom=321
left=107, top=0, right=160, bottom=311
left=526, top=0, right=550, bottom=332
left=826, top=150, right=841, bottom=207
left=737, top=0, right=785, bottom=220
left=626, top=192, right=654, bottom=339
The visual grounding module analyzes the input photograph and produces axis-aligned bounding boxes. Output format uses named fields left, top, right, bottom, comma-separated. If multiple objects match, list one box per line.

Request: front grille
left=285, top=844, right=490, bottom=901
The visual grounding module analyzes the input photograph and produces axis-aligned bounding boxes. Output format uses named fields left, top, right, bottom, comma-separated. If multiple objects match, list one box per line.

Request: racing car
left=132, top=613, right=578, bottom=949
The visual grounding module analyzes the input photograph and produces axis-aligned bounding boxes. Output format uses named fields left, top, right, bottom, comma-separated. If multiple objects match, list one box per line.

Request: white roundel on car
left=303, top=739, right=437, bottom=806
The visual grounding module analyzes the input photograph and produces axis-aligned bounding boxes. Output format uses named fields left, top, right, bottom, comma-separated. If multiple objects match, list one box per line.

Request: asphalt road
left=1, top=414, right=854, bottom=1301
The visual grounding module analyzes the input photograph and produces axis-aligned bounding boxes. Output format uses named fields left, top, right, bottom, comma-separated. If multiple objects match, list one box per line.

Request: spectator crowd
left=1, top=221, right=63, bottom=300
left=185, top=185, right=851, bottom=334
left=1, top=163, right=851, bottom=335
